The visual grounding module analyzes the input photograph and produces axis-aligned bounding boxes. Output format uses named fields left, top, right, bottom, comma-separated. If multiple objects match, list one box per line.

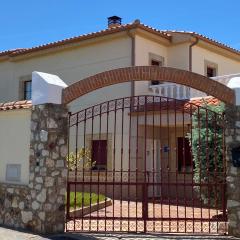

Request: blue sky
left=1, top=0, right=240, bottom=52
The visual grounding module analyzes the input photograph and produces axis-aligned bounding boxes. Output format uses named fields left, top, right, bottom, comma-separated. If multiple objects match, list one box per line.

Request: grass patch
left=67, top=192, right=106, bottom=209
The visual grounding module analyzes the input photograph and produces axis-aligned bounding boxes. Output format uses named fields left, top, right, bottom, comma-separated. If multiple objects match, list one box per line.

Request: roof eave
left=1, top=23, right=170, bottom=61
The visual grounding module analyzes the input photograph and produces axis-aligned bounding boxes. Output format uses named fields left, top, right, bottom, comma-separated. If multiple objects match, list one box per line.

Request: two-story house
left=0, top=16, right=240, bottom=201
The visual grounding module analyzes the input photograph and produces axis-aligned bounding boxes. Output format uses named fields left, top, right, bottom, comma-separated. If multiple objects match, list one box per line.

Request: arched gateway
left=63, top=66, right=235, bottom=104
left=65, top=66, right=232, bottom=235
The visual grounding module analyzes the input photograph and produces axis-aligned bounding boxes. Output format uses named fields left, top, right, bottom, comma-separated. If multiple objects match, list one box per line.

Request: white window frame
left=149, top=53, right=165, bottom=86
left=19, top=75, right=32, bottom=100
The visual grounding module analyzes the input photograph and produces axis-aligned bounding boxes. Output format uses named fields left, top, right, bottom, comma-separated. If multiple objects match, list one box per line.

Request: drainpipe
left=127, top=30, right=135, bottom=97
left=189, top=36, right=199, bottom=72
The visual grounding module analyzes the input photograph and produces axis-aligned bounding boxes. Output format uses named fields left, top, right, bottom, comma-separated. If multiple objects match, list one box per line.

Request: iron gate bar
left=74, top=113, right=79, bottom=231
left=174, top=98, right=179, bottom=232
left=214, top=112, right=218, bottom=231
left=97, top=100, right=101, bottom=232
left=112, top=99, right=116, bottom=231
left=167, top=97, right=171, bottom=232
left=223, top=112, right=227, bottom=231
left=143, top=95, right=147, bottom=232
left=89, top=105, right=94, bottom=231
left=135, top=96, right=139, bottom=232
left=206, top=109, right=210, bottom=233
left=190, top=103, right=194, bottom=232
left=128, top=98, right=132, bottom=232
left=66, top=95, right=227, bottom=234
left=197, top=106, right=203, bottom=232
left=182, top=95, right=186, bottom=232
left=120, top=98, right=124, bottom=231
left=159, top=96, right=163, bottom=232
left=105, top=101, right=109, bottom=232
left=152, top=96, right=155, bottom=231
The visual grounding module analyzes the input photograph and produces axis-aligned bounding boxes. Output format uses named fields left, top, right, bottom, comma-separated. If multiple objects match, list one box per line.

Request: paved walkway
left=1, top=227, right=240, bottom=240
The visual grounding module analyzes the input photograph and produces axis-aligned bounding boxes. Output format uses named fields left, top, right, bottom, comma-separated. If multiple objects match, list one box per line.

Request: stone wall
left=225, top=105, right=240, bottom=237
left=0, top=103, right=68, bottom=234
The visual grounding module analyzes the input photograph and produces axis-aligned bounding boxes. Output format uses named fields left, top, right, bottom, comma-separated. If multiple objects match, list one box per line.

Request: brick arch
left=62, top=66, right=235, bottom=105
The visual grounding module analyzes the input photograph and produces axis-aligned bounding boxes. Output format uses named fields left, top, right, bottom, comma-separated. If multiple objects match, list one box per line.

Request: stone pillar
left=29, top=103, right=68, bottom=233
left=225, top=105, right=240, bottom=236
left=225, top=77, right=240, bottom=237
left=0, top=72, right=69, bottom=233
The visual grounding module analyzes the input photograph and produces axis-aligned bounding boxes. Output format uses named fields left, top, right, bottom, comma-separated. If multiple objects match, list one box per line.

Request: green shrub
left=187, top=102, right=225, bottom=207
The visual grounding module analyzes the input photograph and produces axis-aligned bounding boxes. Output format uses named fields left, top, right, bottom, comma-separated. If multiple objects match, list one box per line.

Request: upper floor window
left=24, top=80, right=32, bottom=100
left=204, top=60, right=218, bottom=78
left=207, top=66, right=216, bottom=78
left=149, top=53, right=165, bottom=85
left=151, top=59, right=162, bottom=67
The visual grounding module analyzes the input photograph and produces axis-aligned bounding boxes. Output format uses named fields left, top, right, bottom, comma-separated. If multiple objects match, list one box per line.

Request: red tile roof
left=133, top=96, right=220, bottom=113
left=0, top=20, right=239, bottom=58
left=189, top=96, right=220, bottom=107
left=0, top=48, right=27, bottom=57
left=0, top=100, right=32, bottom=111
left=0, top=97, right=219, bottom=112
left=0, top=21, right=170, bottom=58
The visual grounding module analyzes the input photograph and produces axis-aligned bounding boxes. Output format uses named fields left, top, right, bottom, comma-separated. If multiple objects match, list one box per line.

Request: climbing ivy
left=187, top=102, right=225, bottom=207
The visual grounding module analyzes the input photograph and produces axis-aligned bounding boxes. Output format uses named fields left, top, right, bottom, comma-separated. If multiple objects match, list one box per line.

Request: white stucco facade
left=0, top=34, right=132, bottom=111
left=0, top=24, right=240, bottom=108
left=192, top=45, right=240, bottom=76
left=0, top=109, right=31, bottom=185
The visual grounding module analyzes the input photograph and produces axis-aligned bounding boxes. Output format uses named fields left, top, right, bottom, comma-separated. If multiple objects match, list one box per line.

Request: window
left=24, top=80, right=32, bottom=100
left=149, top=53, right=164, bottom=85
left=177, top=137, right=192, bottom=172
left=151, top=59, right=162, bottom=66
left=204, top=60, right=218, bottom=78
left=92, top=140, right=107, bottom=170
left=207, top=66, right=216, bottom=78
left=151, top=60, right=162, bottom=85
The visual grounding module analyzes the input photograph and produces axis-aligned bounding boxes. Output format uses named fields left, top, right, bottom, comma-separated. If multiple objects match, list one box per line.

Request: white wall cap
left=32, top=71, right=68, bottom=105
left=227, top=77, right=240, bottom=106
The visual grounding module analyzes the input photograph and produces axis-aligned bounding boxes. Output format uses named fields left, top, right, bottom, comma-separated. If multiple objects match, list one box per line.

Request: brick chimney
left=108, top=16, right=122, bottom=28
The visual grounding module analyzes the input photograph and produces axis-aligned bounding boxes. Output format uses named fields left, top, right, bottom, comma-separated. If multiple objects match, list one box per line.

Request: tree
left=187, top=102, right=225, bottom=207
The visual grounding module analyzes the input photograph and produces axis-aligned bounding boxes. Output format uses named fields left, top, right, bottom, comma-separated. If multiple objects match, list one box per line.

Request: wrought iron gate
left=65, top=95, right=227, bottom=234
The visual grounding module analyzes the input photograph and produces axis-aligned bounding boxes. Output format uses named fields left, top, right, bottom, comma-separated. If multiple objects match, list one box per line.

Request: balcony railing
left=149, top=83, right=190, bottom=100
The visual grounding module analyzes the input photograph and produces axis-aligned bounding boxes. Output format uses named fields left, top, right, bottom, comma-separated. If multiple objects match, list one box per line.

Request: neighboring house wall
left=0, top=109, right=31, bottom=185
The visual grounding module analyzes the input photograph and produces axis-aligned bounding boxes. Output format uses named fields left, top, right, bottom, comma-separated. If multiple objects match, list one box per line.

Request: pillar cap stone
left=32, top=71, right=68, bottom=105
